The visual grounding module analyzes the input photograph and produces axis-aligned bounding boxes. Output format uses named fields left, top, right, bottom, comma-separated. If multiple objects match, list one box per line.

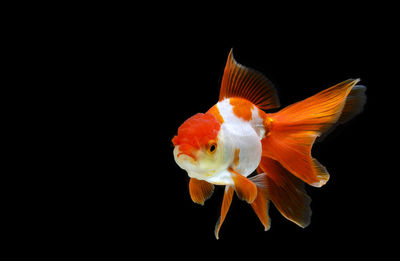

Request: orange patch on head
left=229, top=98, right=254, bottom=121
left=206, top=105, right=224, bottom=123
left=172, top=113, right=221, bottom=151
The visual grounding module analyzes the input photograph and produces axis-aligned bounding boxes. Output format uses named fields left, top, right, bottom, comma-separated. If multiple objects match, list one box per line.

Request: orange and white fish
left=172, top=49, right=366, bottom=239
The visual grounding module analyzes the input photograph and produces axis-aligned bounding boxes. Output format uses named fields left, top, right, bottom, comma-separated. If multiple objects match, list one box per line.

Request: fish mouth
left=177, top=152, right=196, bottom=160
left=176, top=151, right=197, bottom=166
left=174, top=144, right=197, bottom=161
left=174, top=146, right=198, bottom=172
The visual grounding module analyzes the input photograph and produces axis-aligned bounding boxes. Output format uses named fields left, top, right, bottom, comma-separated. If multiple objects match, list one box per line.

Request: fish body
left=172, top=49, right=366, bottom=239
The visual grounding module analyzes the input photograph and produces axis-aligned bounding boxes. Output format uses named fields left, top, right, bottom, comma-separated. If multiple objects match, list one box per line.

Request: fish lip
left=177, top=152, right=196, bottom=161
left=174, top=144, right=197, bottom=161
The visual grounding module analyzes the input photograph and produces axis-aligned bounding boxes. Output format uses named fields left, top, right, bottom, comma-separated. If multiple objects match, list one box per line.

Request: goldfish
left=172, top=49, right=366, bottom=239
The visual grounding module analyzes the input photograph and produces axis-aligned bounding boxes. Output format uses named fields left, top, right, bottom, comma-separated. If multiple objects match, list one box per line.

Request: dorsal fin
left=219, top=49, right=280, bottom=110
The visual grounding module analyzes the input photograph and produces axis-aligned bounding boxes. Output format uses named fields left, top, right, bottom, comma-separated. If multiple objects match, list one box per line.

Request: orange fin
left=219, top=49, right=280, bottom=110
left=318, top=84, right=367, bottom=141
left=189, top=178, right=214, bottom=205
left=249, top=173, right=270, bottom=231
left=338, top=84, right=367, bottom=124
left=229, top=168, right=257, bottom=203
left=262, top=79, right=360, bottom=187
left=214, top=186, right=234, bottom=239
left=258, top=157, right=311, bottom=228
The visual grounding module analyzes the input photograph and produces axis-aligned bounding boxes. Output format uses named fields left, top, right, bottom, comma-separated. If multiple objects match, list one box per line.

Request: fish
left=172, top=49, right=366, bottom=239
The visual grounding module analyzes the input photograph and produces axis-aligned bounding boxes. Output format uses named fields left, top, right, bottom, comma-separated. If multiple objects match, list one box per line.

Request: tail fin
left=318, top=84, right=367, bottom=141
left=258, top=157, right=311, bottom=227
left=338, top=84, right=367, bottom=124
left=261, top=79, right=360, bottom=187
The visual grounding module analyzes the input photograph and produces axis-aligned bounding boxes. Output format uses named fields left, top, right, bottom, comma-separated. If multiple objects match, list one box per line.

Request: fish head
left=172, top=113, right=232, bottom=180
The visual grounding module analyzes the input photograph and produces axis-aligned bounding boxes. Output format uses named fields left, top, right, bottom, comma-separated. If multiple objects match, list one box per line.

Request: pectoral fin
left=189, top=178, right=214, bottom=205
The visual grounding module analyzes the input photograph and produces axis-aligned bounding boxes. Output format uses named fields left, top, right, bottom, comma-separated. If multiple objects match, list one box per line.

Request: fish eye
left=210, top=144, right=216, bottom=152
left=207, top=141, right=217, bottom=154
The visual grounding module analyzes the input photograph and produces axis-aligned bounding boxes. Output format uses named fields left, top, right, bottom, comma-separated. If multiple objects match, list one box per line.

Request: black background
left=35, top=6, right=397, bottom=259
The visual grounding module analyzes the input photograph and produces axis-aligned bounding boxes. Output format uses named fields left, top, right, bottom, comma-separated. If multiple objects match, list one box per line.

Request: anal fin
left=258, top=157, right=312, bottom=228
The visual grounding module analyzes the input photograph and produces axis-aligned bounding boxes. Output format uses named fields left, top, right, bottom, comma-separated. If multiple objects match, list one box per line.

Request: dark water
left=29, top=12, right=394, bottom=259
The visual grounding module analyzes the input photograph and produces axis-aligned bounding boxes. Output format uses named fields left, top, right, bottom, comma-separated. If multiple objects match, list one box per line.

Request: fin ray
left=219, top=49, right=280, bottom=110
